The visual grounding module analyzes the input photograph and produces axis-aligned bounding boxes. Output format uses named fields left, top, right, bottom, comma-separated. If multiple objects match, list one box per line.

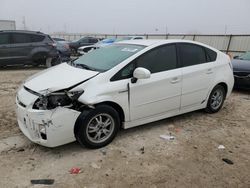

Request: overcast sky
left=0, top=0, right=250, bottom=34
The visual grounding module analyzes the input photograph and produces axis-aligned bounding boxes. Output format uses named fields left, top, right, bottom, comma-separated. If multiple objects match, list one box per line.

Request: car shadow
left=0, top=65, right=45, bottom=71
left=31, top=110, right=204, bottom=156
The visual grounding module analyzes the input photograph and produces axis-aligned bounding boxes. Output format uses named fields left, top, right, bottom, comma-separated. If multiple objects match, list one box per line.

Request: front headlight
left=33, top=90, right=84, bottom=110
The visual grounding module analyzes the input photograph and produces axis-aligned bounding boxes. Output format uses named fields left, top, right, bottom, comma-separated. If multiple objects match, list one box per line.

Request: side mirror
left=131, top=67, right=151, bottom=83
left=233, top=55, right=239, bottom=59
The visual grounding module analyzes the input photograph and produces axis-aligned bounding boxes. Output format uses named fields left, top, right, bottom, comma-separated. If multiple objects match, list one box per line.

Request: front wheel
left=205, top=85, right=226, bottom=113
left=75, top=105, right=120, bottom=149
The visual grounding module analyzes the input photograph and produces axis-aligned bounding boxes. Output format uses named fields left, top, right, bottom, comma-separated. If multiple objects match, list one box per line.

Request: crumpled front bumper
left=16, top=87, right=81, bottom=147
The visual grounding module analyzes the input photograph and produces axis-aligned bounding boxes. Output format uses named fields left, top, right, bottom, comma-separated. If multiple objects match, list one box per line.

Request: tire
left=45, top=57, right=52, bottom=68
left=33, top=53, right=47, bottom=66
left=75, top=105, right=120, bottom=149
left=205, top=85, right=226, bottom=113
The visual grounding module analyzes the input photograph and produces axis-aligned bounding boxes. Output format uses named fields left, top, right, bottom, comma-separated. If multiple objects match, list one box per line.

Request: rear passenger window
left=90, top=38, right=98, bottom=43
left=12, top=33, right=32, bottom=43
left=30, top=34, right=45, bottom=42
left=0, top=33, right=10, bottom=45
left=205, top=47, right=217, bottom=62
left=136, top=44, right=177, bottom=73
left=178, top=43, right=206, bottom=67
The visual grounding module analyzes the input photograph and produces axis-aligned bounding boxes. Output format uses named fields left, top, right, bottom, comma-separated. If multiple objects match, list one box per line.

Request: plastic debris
left=30, top=179, right=54, bottom=185
left=91, top=162, right=101, bottom=169
left=100, top=149, right=107, bottom=155
left=140, top=147, right=145, bottom=154
left=222, top=158, right=234, bottom=165
left=69, top=167, right=81, bottom=174
left=175, top=128, right=181, bottom=133
left=160, top=135, right=175, bottom=141
left=218, top=145, right=225, bottom=149
left=17, top=148, right=25, bottom=152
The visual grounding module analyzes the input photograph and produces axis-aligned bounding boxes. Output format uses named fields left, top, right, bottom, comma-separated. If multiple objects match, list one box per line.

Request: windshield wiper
left=74, top=63, right=97, bottom=71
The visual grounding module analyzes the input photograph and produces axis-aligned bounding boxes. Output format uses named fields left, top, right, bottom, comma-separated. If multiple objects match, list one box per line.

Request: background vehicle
left=68, top=36, right=99, bottom=54
left=16, top=40, right=234, bottom=149
left=77, top=37, right=144, bottom=55
left=0, top=30, right=58, bottom=67
left=54, top=40, right=71, bottom=62
left=77, top=38, right=116, bottom=55
left=52, top=37, right=66, bottom=42
left=232, top=52, right=250, bottom=89
left=118, top=36, right=145, bottom=40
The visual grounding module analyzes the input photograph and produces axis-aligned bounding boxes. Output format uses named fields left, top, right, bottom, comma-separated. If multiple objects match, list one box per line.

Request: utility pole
left=22, top=16, right=27, bottom=30
left=224, top=25, right=228, bottom=35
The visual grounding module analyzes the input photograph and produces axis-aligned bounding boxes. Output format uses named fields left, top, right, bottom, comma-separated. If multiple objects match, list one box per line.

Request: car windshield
left=97, top=39, right=115, bottom=44
left=73, top=44, right=145, bottom=72
left=238, top=52, right=250, bottom=61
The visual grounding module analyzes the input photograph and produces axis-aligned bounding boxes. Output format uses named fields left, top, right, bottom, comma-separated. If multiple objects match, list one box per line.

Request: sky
left=0, top=0, right=250, bottom=35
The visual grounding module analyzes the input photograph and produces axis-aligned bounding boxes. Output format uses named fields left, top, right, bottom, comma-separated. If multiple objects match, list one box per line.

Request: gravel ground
left=0, top=68, right=250, bottom=188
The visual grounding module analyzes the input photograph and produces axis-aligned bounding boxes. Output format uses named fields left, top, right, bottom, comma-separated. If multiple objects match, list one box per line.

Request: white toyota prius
left=16, top=40, right=234, bottom=148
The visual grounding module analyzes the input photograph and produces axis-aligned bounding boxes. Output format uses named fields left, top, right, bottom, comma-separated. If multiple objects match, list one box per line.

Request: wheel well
left=32, top=52, right=48, bottom=61
left=217, top=82, right=228, bottom=96
left=96, top=102, right=125, bottom=124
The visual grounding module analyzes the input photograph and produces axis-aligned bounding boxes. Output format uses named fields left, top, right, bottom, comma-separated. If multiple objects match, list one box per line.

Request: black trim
left=176, top=42, right=215, bottom=68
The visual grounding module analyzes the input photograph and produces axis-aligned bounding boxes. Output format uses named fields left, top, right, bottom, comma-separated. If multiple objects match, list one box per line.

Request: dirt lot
left=0, top=68, right=250, bottom=188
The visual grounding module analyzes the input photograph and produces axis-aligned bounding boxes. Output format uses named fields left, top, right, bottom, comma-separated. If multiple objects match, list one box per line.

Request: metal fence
left=51, top=33, right=250, bottom=55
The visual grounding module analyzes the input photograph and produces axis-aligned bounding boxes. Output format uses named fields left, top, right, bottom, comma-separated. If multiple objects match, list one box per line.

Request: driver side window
left=110, top=44, right=177, bottom=81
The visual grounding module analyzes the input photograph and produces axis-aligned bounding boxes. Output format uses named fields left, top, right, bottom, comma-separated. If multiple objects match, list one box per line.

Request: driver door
left=129, top=44, right=182, bottom=120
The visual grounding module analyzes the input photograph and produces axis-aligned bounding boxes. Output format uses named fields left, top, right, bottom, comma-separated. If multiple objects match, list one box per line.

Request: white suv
left=16, top=40, right=234, bottom=148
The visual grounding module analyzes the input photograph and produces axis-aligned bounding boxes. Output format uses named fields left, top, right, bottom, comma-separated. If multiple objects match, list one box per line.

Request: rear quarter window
left=205, top=47, right=217, bottom=62
left=30, top=34, right=45, bottom=42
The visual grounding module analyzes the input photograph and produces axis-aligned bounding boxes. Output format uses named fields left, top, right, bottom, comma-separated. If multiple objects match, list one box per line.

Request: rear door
left=0, top=32, right=11, bottom=65
left=79, top=37, right=91, bottom=47
left=9, top=33, right=33, bottom=64
left=177, top=43, right=215, bottom=110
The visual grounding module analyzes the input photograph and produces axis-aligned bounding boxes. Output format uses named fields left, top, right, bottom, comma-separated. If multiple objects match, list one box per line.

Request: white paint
left=16, top=39, right=234, bottom=147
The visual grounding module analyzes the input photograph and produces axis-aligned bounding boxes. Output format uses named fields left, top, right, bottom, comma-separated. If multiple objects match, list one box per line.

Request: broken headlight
left=33, top=90, right=84, bottom=110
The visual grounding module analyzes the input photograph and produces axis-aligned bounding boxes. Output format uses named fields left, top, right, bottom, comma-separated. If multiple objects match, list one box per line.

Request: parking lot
left=0, top=68, right=249, bottom=187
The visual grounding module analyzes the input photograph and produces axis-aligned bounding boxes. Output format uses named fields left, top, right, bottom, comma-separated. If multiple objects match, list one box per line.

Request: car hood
left=232, top=59, right=250, bottom=72
left=24, top=63, right=98, bottom=94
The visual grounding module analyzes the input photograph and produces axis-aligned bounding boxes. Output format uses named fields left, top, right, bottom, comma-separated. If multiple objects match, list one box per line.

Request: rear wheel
left=33, top=53, right=47, bottom=66
left=205, top=85, right=226, bottom=113
left=75, top=105, right=120, bottom=149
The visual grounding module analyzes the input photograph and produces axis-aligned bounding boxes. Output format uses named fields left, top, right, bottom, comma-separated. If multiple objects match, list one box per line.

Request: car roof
left=116, top=39, right=214, bottom=48
left=0, top=30, right=45, bottom=35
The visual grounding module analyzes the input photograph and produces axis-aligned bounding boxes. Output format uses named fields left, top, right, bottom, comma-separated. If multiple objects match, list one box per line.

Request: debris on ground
left=222, top=158, right=234, bottom=165
left=218, top=145, right=225, bottom=150
left=175, top=128, right=181, bottom=133
left=100, top=149, right=107, bottom=155
left=30, top=179, right=55, bottom=185
left=17, top=148, right=25, bottom=152
left=160, top=134, right=175, bottom=141
left=140, top=147, right=145, bottom=154
left=91, top=162, right=101, bottom=169
left=69, top=167, right=82, bottom=174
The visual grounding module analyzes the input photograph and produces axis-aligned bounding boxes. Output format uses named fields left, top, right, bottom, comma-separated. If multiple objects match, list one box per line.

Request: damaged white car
left=16, top=40, right=234, bottom=148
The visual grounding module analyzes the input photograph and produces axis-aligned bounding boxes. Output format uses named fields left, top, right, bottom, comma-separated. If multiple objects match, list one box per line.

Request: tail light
left=64, top=44, right=70, bottom=49
left=47, top=42, right=57, bottom=48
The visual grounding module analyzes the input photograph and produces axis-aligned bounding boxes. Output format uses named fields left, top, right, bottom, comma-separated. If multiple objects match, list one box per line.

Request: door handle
left=206, top=68, right=213, bottom=74
left=171, top=77, right=180, bottom=84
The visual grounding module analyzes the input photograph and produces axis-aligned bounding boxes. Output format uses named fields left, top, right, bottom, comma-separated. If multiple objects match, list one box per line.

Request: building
left=0, top=20, right=16, bottom=30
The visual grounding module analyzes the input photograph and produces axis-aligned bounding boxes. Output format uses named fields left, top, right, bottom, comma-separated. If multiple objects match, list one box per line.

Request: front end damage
left=16, top=86, right=88, bottom=147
